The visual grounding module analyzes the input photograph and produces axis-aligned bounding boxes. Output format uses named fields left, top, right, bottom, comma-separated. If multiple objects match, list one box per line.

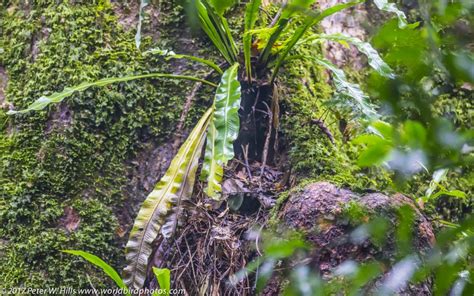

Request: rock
left=276, top=181, right=435, bottom=295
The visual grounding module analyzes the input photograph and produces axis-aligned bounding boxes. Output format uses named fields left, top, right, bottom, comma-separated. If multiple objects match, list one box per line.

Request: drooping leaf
left=7, top=74, right=217, bottom=115
left=201, top=63, right=241, bottom=199
left=310, top=33, right=395, bottom=78
left=196, top=0, right=238, bottom=64
left=123, top=108, right=213, bottom=289
left=145, top=48, right=223, bottom=74
left=152, top=268, right=171, bottom=296
left=373, top=0, right=410, bottom=29
left=243, top=0, right=262, bottom=81
left=136, top=0, right=150, bottom=49
left=62, top=250, right=131, bottom=296
left=313, top=57, right=379, bottom=119
left=426, top=168, right=449, bottom=197
left=430, top=189, right=467, bottom=200
left=270, top=1, right=363, bottom=81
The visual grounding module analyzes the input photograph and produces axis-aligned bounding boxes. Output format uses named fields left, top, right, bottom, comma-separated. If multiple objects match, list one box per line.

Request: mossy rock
left=274, top=181, right=435, bottom=295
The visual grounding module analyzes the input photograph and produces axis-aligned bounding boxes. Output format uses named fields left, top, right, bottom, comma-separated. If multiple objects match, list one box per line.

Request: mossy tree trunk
left=0, top=1, right=427, bottom=294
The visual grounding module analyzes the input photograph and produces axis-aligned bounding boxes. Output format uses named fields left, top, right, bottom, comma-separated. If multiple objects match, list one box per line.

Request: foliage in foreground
left=4, top=0, right=472, bottom=294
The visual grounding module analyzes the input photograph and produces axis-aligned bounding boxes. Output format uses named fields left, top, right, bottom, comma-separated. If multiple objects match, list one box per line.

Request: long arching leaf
left=243, top=0, right=262, bottom=81
left=62, top=250, right=131, bottom=296
left=201, top=63, right=241, bottom=199
left=309, top=33, right=395, bottom=78
left=145, top=48, right=223, bottom=74
left=313, top=57, right=379, bottom=119
left=7, top=74, right=217, bottom=115
left=123, top=108, right=213, bottom=289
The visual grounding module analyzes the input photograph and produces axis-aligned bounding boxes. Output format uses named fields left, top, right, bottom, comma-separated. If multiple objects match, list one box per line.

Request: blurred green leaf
left=152, top=268, right=171, bottom=296
left=62, top=250, right=130, bottom=296
left=357, top=143, right=392, bottom=167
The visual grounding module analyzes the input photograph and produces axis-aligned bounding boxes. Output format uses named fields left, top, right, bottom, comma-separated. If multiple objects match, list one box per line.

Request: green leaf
left=369, top=120, right=394, bottom=140
left=208, top=0, right=236, bottom=15
left=426, top=168, right=449, bottom=197
left=353, top=134, right=387, bottom=145
left=373, top=0, right=410, bottom=29
left=62, top=250, right=130, bottom=296
left=310, top=33, right=395, bottom=78
left=243, top=0, right=262, bottom=81
left=196, top=0, right=238, bottom=64
left=202, top=64, right=241, bottom=199
left=430, top=189, right=466, bottom=200
left=258, top=18, right=290, bottom=67
left=7, top=74, right=217, bottom=115
left=281, top=0, right=316, bottom=20
left=146, top=48, right=223, bottom=74
left=270, top=1, right=363, bottom=82
left=402, top=120, right=427, bottom=147
left=123, top=108, right=213, bottom=289
left=357, top=142, right=391, bottom=167
left=257, top=0, right=317, bottom=67
left=152, top=268, right=171, bottom=296
left=312, top=57, right=379, bottom=119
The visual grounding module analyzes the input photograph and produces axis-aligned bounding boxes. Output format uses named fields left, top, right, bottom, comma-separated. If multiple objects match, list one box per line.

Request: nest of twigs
left=144, top=160, right=287, bottom=296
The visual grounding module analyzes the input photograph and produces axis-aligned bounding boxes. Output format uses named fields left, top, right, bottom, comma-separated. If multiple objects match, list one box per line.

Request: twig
left=311, top=118, right=335, bottom=144
left=260, top=101, right=273, bottom=179
left=86, top=275, right=99, bottom=296
left=241, top=144, right=253, bottom=179
left=172, top=68, right=218, bottom=152
left=269, top=0, right=287, bottom=27
left=185, top=237, right=199, bottom=289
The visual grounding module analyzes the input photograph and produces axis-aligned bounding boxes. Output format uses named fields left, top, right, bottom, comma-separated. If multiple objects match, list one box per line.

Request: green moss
left=0, top=0, right=209, bottom=288
left=404, top=90, right=473, bottom=223
left=279, top=46, right=393, bottom=192
left=341, top=200, right=370, bottom=226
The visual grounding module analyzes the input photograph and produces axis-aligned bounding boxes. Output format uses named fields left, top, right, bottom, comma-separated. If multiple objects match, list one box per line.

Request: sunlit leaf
left=379, top=256, right=420, bottom=296
left=202, top=64, right=241, bottom=199
left=425, top=168, right=449, bottom=197
left=152, top=268, right=171, bottom=296
left=310, top=33, right=395, bottom=78
left=136, top=0, right=150, bottom=49
left=373, top=0, right=412, bottom=29
left=123, top=108, right=213, bottom=289
left=62, top=250, right=131, bottom=296
left=243, top=0, right=262, bottom=81
left=145, top=48, right=223, bottom=74
left=313, top=57, right=379, bottom=119
left=7, top=74, right=217, bottom=115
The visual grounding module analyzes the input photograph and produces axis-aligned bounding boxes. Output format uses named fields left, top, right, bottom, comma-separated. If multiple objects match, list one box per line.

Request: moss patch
left=278, top=45, right=393, bottom=192
left=0, top=0, right=209, bottom=288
